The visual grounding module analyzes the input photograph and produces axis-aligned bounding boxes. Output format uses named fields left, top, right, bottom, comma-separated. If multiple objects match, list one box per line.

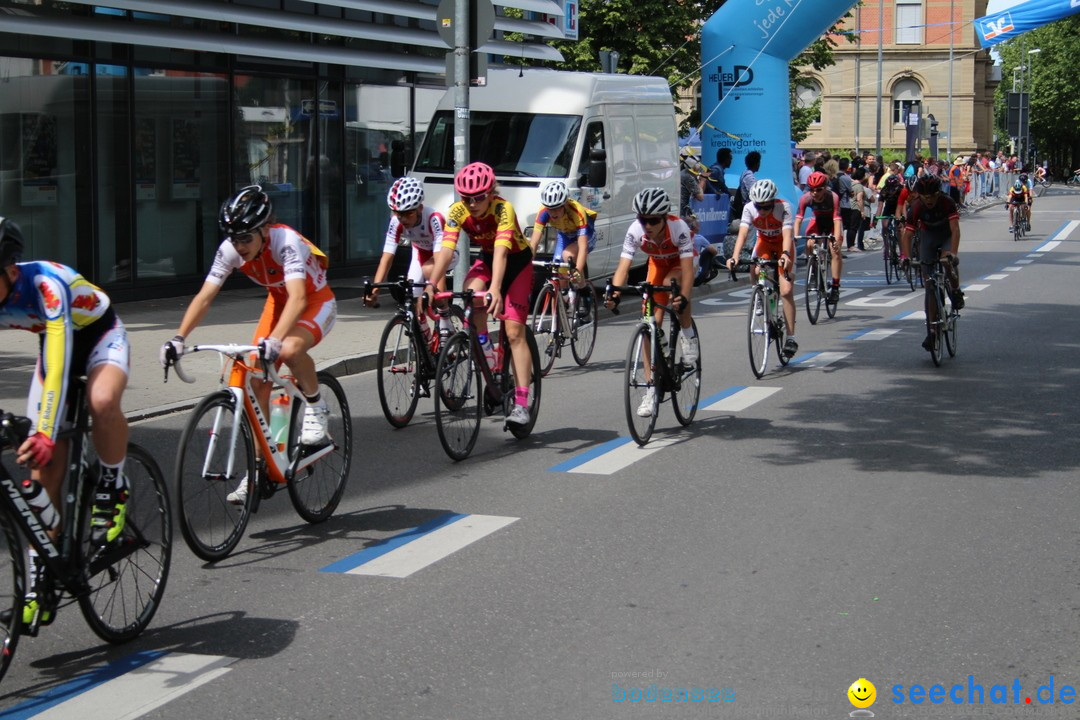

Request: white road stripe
left=35, top=654, right=236, bottom=720
left=703, top=386, right=781, bottom=412
left=1035, top=240, right=1061, bottom=252
left=790, top=352, right=850, bottom=369
left=1014, top=259, right=1033, bottom=264
left=854, top=328, right=899, bottom=341
left=559, top=437, right=679, bottom=476
left=1002, top=266, right=1023, bottom=271
left=964, top=284, right=990, bottom=292
left=345, top=515, right=518, bottom=577
left=1051, top=220, right=1080, bottom=241
left=984, top=273, right=1008, bottom=280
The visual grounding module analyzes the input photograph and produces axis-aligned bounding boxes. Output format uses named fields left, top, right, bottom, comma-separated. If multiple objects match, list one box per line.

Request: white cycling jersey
left=383, top=207, right=446, bottom=256
left=620, top=216, right=695, bottom=262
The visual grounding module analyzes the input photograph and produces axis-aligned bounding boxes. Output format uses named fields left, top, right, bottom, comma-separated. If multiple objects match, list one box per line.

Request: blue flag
left=975, top=0, right=1080, bottom=48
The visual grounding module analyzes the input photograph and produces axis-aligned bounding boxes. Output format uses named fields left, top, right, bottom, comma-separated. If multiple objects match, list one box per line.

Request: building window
left=795, top=80, right=822, bottom=124
left=892, top=78, right=922, bottom=124
left=896, top=0, right=923, bottom=44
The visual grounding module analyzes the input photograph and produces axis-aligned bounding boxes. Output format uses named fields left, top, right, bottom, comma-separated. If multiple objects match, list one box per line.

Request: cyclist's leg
left=464, top=259, right=492, bottom=337
left=779, top=266, right=797, bottom=336
left=280, top=297, right=336, bottom=395
left=501, top=264, right=535, bottom=417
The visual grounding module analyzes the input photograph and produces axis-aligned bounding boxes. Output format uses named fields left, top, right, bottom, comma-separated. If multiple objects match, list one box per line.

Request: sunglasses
left=229, top=232, right=259, bottom=246
left=393, top=209, right=419, bottom=218
left=461, top=193, right=488, bottom=206
left=918, top=193, right=937, bottom=200
left=810, top=187, right=826, bottom=193
left=754, top=202, right=775, bottom=211
left=637, top=215, right=664, bottom=226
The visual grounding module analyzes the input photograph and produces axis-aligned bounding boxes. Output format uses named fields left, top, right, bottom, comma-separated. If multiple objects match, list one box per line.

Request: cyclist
left=604, top=188, right=697, bottom=417
left=427, top=162, right=535, bottom=426
left=900, top=175, right=964, bottom=352
left=1007, top=179, right=1031, bottom=234
left=726, top=179, right=798, bottom=358
left=875, top=174, right=904, bottom=241
left=0, top=216, right=132, bottom=627
left=1019, top=172, right=1034, bottom=230
left=366, top=177, right=456, bottom=338
left=794, top=170, right=844, bottom=302
left=528, top=180, right=596, bottom=315
left=159, top=186, right=336, bottom=503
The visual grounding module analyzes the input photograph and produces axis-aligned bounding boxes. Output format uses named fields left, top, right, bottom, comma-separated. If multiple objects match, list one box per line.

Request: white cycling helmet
left=387, top=177, right=425, bottom=212
left=540, top=180, right=569, bottom=208
left=632, top=187, right=671, bottom=216
left=748, top=178, right=778, bottom=204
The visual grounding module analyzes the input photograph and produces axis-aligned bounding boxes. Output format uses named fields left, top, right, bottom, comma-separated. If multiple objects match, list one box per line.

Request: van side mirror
left=586, top=148, right=607, bottom=187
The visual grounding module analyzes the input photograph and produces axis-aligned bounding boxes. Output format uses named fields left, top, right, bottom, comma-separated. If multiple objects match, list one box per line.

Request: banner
left=700, top=0, right=858, bottom=204
left=975, top=0, right=1080, bottom=48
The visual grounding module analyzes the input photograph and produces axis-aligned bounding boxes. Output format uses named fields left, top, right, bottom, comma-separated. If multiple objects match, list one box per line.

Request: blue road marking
left=698, top=386, right=747, bottom=407
left=549, top=437, right=634, bottom=472
left=789, top=351, right=822, bottom=365
left=321, top=513, right=468, bottom=573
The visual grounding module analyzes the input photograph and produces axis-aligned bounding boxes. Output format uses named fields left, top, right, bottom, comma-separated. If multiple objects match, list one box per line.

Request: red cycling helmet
left=454, top=162, right=496, bottom=196
left=807, top=171, right=829, bottom=189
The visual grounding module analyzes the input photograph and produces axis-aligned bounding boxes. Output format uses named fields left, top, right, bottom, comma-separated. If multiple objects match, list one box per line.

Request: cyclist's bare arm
left=368, top=251, right=396, bottom=303
left=949, top=219, right=961, bottom=255
left=486, top=245, right=509, bottom=315
left=428, top=245, right=456, bottom=291
left=606, top=257, right=634, bottom=307
left=177, top=280, right=223, bottom=339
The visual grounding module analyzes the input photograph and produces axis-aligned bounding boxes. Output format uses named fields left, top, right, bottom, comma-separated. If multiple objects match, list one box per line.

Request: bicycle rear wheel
left=531, top=285, right=559, bottom=377
left=79, top=443, right=172, bottom=643
left=505, top=327, right=541, bottom=440
left=435, top=332, right=482, bottom=461
left=748, top=287, right=770, bottom=379
left=926, top=283, right=944, bottom=367
left=624, top=325, right=658, bottom=445
left=805, top=256, right=821, bottom=325
left=376, top=315, right=420, bottom=428
left=884, top=238, right=895, bottom=284
left=671, top=321, right=701, bottom=427
left=944, top=298, right=958, bottom=358
left=0, top=513, right=24, bottom=684
left=175, top=391, right=254, bottom=561
left=287, top=372, right=352, bottom=523
left=570, top=284, right=599, bottom=366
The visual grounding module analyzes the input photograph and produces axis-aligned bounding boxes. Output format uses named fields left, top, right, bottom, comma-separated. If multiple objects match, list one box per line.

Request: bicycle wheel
left=434, top=332, right=482, bottom=461
left=805, top=255, right=822, bottom=325
left=747, top=287, right=770, bottom=379
left=884, top=238, right=895, bottom=284
left=671, top=321, right=701, bottom=427
left=1013, top=219, right=1021, bottom=242
left=530, top=285, right=559, bottom=377
left=944, top=295, right=958, bottom=358
left=926, top=283, right=944, bottom=367
left=79, top=443, right=172, bottom=644
left=0, top=513, right=24, bottom=684
left=624, top=325, right=658, bottom=445
left=287, top=372, right=352, bottom=523
left=376, top=315, right=420, bottom=428
left=774, top=305, right=790, bottom=367
left=505, top=327, right=542, bottom=440
left=570, top=284, right=599, bottom=367
left=175, top=391, right=254, bottom=561
left=824, top=256, right=839, bottom=320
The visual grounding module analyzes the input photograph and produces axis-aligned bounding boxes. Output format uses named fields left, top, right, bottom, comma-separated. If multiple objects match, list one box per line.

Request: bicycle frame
left=532, top=259, right=576, bottom=341
left=607, top=281, right=681, bottom=391
left=370, top=278, right=443, bottom=381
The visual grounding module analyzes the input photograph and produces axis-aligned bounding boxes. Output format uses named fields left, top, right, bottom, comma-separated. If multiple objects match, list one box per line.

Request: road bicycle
left=366, top=277, right=465, bottom=428
left=800, top=234, right=837, bottom=324
left=735, top=259, right=792, bottom=379
left=1009, top=202, right=1027, bottom=241
left=905, top=230, right=923, bottom=291
left=432, top=289, right=541, bottom=461
left=605, top=281, right=701, bottom=446
left=1033, top=176, right=1051, bottom=197
left=167, top=344, right=352, bottom=561
left=530, top=258, right=598, bottom=376
left=919, top=256, right=960, bottom=367
left=0, top=381, right=171, bottom=683
left=876, top=215, right=906, bottom=286
left=1067, top=170, right=1080, bottom=186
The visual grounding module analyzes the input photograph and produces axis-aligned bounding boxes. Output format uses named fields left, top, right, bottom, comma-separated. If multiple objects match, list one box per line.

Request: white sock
left=682, top=327, right=696, bottom=339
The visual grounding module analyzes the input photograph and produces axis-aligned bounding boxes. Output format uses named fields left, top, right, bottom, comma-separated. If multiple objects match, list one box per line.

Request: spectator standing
left=850, top=167, right=869, bottom=251
left=798, top=152, right=816, bottom=191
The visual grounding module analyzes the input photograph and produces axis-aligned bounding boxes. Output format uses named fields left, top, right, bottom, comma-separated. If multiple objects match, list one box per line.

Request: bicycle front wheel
left=570, top=284, right=599, bottom=366
left=505, top=327, right=542, bottom=440
left=376, top=315, right=420, bottom=428
left=671, top=321, right=701, bottom=427
left=944, top=298, right=958, bottom=358
left=624, top=325, right=658, bottom=445
left=79, top=443, right=172, bottom=644
left=0, top=513, right=24, bottom=684
left=926, top=284, right=944, bottom=367
left=805, top=256, right=821, bottom=325
left=435, top=332, right=482, bottom=461
left=176, top=391, right=255, bottom=561
left=287, top=372, right=352, bottom=523
left=748, top=287, right=770, bottom=379
left=531, top=285, right=559, bottom=377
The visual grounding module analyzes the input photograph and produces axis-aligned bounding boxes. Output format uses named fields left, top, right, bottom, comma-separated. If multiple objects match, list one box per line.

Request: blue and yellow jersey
left=0, top=261, right=111, bottom=439
left=533, top=199, right=597, bottom=238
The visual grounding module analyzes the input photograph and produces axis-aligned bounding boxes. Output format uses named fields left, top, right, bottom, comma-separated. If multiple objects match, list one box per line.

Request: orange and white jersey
left=621, top=216, right=695, bottom=262
left=207, top=223, right=331, bottom=300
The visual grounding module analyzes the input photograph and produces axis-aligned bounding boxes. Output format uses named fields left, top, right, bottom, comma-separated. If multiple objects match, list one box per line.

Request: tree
left=790, top=23, right=855, bottom=144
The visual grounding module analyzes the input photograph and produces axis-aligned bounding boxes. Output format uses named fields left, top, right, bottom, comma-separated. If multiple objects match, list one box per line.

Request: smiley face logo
left=848, top=678, right=876, bottom=708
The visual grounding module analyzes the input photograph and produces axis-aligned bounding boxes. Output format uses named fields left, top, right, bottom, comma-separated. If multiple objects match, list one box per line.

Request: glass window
left=892, top=78, right=922, bottom=124
left=896, top=1, right=923, bottom=45
left=95, top=70, right=131, bottom=285
left=577, top=120, right=605, bottom=186
left=796, top=80, right=822, bottom=124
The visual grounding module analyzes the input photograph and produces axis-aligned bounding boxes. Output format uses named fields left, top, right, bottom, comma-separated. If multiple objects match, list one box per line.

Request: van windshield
left=414, top=110, right=580, bottom=178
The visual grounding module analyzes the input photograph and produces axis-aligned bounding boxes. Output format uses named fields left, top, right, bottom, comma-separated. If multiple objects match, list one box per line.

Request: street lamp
left=1026, top=48, right=1041, bottom=168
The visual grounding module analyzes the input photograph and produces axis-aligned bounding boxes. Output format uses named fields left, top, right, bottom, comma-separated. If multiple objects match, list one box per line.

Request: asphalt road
left=1, top=188, right=1078, bottom=720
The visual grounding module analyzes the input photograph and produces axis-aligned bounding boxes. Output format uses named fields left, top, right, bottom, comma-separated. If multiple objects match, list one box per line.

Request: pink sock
left=515, top=386, right=530, bottom=406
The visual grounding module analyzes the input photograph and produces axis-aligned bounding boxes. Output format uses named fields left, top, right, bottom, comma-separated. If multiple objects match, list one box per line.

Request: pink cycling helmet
left=455, top=162, right=496, bottom=196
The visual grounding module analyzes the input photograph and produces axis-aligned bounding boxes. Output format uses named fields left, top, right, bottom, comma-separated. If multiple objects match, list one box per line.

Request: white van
left=412, top=68, right=680, bottom=279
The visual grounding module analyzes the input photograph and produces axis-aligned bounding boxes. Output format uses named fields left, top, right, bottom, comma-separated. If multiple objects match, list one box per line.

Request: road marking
left=701, top=386, right=781, bottom=412
left=1014, top=259, right=1033, bottom=264
left=1035, top=240, right=1060, bottom=252
left=984, top=273, right=1008, bottom=280
left=1002, top=266, right=1023, bottom=271
left=892, top=310, right=926, bottom=320
left=549, top=437, right=678, bottom=475
left=1, top=652, right=236, bottom=720
left=322, top=514, right=518, bottom=578
left=1026, top=253, right=1043, bottom=258
left=846, top=328, right=899, bottom=341
left=789, top=351, right=850, bottom=369
left=1050, top=219, right=1080, bottom=242
left=845, top=287, right=917, bottom=308
left=964, top=284, right=990, bottom=292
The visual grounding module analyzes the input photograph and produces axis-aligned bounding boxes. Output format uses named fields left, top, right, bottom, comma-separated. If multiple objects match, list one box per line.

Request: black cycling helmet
left=914, top=174, right=941, bottom=195
left=0, top=216, right=25, bottom=268
left=219, top=185, right=273, bottom=237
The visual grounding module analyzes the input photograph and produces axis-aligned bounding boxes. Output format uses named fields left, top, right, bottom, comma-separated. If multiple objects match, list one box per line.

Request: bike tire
left=434, top=332, right=482, bottom=461
left=79, top=443, right=172, bottom=644
left=531, top=285, right=559, bottom=377
left=748, top=287, right=770, bottom=379
left=504, top=327, right=542, bottom=440
left=376, top=315, right=420, bottom=428
left=805, top=256, right=821, bottom=325
left=774, top=300, right=790, bottom=367
left=0, top=513, right=24, bottom=684
left=570, top=284, right=599, bottom=367
left=624, top=325, right=658, bottom=445
left=287, top=372, right=352, bottom=523
left=671, top=321, right=701, bottom=427
left=926, top=283, right=944, bottom=367
left=175, top=391, right=255, bottom=561
left=944, top=296, right=958, bottom=358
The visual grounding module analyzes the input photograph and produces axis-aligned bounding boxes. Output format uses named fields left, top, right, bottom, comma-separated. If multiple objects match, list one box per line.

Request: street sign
left=436, top=0, right=495, bottom=49
left=299, top=99, right=338, bottom=118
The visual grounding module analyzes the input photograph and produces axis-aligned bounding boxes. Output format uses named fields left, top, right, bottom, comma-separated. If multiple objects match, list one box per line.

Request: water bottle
left=20, top=479, right=59, bottom=533
left=270, top=391, right=291, bottom=451
left=478, top=333, right=498, bottom=373
left=769, top=292, right=777, bottom=318
left=420, top=320, right=433, bottom=349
